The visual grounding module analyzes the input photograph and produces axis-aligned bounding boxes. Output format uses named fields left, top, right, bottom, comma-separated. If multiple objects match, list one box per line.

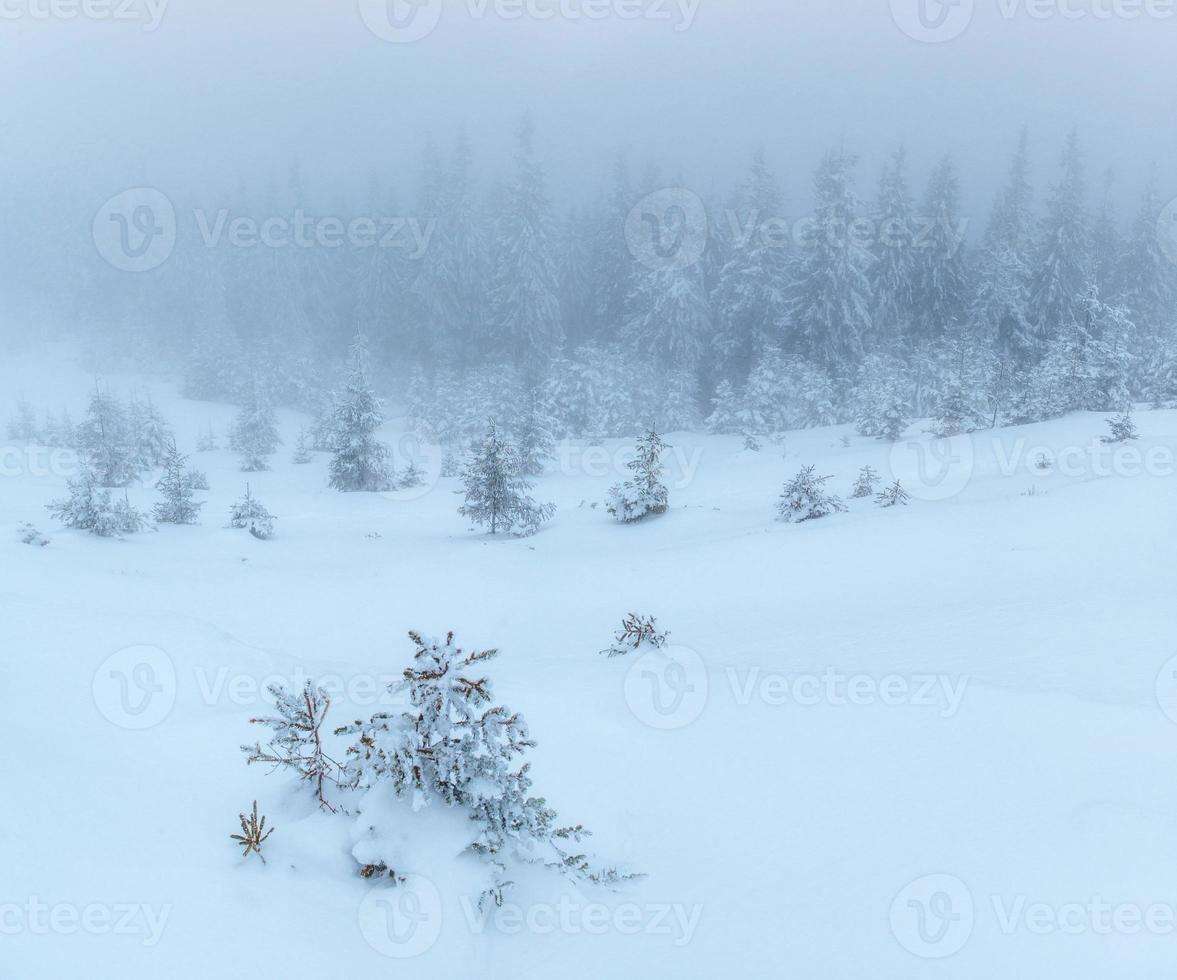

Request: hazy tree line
left=64, top=121, right=1177, bottom=445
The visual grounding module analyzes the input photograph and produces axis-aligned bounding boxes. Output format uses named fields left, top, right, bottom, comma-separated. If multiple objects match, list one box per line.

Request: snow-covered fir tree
left=291, top=426, right=313, bottom=464
left=784, top=148, right=872, bottom=371
left=488, top=117, right=563, bottom=370
left=1102, top=410, right=1138, bottom=444
left=48, top=469, right=149, bottom=536
left=7, top=396, right=38, bottom=443
left=853, top=354, right=910, bottom=441
left=913, top=155, right=969, bottom=343
left=875, top=479, right=910, bottom=508
left=606, top=427, right=670, bottom=524
left=229, top=484, right=276, bottom=539
left=331, top=631, right=629, bottom=898
left=777, top=465, right=846, bottom=523
left=625, top=262, right=712, bottom=373
left=76, top=386, right=139, bottom=487
left=870, top=146, right=919, bottom=349
left=1029, top=129, right=1092, bottom=353
left=600, top=613, right=669, bottom=658
left=851, top=465, right=881, bottom=499
left=153, top=441, right=203, bottom=525
left=231, top=378, right=281, bottom=472
left=328, top=334, right=394, bottom=492
left=196, top=425, right=218, bottom=452
left=712, top=148, right=789, bottom=379
left=510, top=387, right=558, bottom=477
left=128, top=395, right=174, bottom=471
left=458, top=422, right=555, bottom=536
left=1115, top=170, right=1177, bottom=350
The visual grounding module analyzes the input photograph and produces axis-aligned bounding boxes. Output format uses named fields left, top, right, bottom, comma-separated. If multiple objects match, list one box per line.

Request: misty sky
left=2, top=0, right=1175, bottom=250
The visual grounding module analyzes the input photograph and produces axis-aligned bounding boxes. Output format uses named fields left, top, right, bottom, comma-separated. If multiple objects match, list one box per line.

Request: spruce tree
left=76, top=385, right=138, bottom=487
left=48, top=469, right=148, bottom=536
left=914, top=155, right=969, bottom=343
left=870, top=147, right=918, bottom=350
left=153, top=440, right=202, bottom=525
left=1115, top=171, right=1176, bottom=345
left=1103, top=410, right=1138, bottom=444
left=511, top=387, right=557, bottom=477
left=231, top=378, right=281, bottom=472
left=777, top=466, right=846, bottom=523
left=851, top=465, right=881, bottom=499
left=1029, top=129, right=1092, bottom=351
left=7, top=396, right=38, bottom=443
left=328, top=334, right=394, bottom=492
left=875, top=479, right=911, bottom=508
left=229, top=484, right=276, bottom=539
left=458, top=422, right=555, bottom=536
left=606, top=427, right=670, bottom=524
left=785, top=148, right=872, bottom=372
left=488, top=117, right=563, bottom=370
left=712, top=148, right=789, bottom=379
left=625, top=262, right=712, bottom=372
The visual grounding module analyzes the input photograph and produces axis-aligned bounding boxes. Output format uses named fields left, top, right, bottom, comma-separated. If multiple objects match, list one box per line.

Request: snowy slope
left=3, top=351, right=1177, bottom=979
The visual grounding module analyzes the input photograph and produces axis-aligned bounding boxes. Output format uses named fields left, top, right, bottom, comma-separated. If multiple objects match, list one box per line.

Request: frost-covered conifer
left=1103, top=411, right=1138, bottom=444
left=76, top=386, right=139, bottom=487
left=875, top=479, right=910, bottom=508
left=244, top=682, right=341, bottom=810
left=853, top=355, right=910, bottom=442
left=458, top=423, right=555, bottom=536
left=229, top=484, right=276, bottom=539
left=196, top=425, right=218, bottom=453
left=705, top=380, right=742, bottom=435
left=153, top=441, right=203, bottom=525
left=48, top=470, right=148, bottom=536
left=185, top=466, right=210, bottom=491
left=511, top=387, right=557, bottom=477
left=777, top=465, right=846, bottom=523
left=606, top=427, right=670, bottom=524
left=231, top=379, right=281, bottom=472
left=328, top=334, right=394, bottom=492
left=851, top=465, right=881, bottom=499
left=128, top=395, right=174, bottom=471
left=600, top=613, right=669, bottom=658
left=332, top=631, right=630, bottom=897
left=291, top=426, right=313, bottom=464
left=7, top=396, right=38, bottom=443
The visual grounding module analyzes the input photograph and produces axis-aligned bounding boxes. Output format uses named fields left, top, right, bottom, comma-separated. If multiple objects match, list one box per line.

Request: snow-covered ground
left=4, top=348, right=1177, bottom=979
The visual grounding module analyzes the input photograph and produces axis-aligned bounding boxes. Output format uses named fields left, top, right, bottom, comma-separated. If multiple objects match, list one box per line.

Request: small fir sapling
left=47, top=471, right=149, bottom=536
left=196, top=425, right=219, bottom=452
left=1103, top=411, right=1139, bottom=444
left=228, top=484, right=276, bottom=539
left=458, top=422, right=555, bottom=536
left=606, top=427, right=670, bottom=524
left=398, top=459, right=426, bottom=489
left=7, top=396, right=38, bottom=442
left=291, top=426, right=313, bottom=464
left=777, top=465, right=846, bottom=523
left=231, top=381, right=281, bottom=472
left=230, top=801, right=275, bottom=864
left=600, top=613, right=669, bottom=658
left=332, top=631, right=635, bottom=897
left=328, top=334, right=394, bottom=492
left=875, top=479, right=911, bottom=508
left=153, top=441, right=203, bottom=525
left=850, top=465, right=881, bottom=499
left=184, top=466, right=210, bottom=491
left=243, top=683, right=342, bottom=811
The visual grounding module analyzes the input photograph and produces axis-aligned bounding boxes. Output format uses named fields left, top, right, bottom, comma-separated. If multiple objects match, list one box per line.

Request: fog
left=3, top=0, right=1176, bottom=312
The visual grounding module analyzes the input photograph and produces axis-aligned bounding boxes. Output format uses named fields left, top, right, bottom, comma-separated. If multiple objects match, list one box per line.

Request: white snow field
left=4, top=349, right=1177, bottom=979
